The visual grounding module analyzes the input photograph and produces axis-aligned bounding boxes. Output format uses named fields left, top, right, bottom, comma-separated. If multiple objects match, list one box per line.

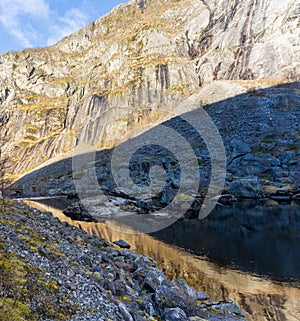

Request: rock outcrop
left=0, top=0, right=299, bottom=207
left=0, top=0, right=299, bottom=177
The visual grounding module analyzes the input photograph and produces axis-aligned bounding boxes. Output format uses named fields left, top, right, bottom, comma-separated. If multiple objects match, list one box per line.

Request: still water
left=26, top=198, right=300, bottom=321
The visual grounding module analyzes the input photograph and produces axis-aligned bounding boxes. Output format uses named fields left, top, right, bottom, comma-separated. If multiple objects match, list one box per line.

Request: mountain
left=0, top=0, right=299, bottom=200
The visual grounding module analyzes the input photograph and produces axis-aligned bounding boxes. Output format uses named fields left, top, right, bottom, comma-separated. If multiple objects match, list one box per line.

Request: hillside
left=0, top=0, right=299, bottom=186
left=0, top=1, right=300, bottom=320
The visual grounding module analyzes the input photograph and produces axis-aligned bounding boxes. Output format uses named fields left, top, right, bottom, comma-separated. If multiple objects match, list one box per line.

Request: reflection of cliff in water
left=151, top=200, right=300, bottom=282
left=32, top=197, right=300, bottom=282
left=27, top=199, right=300, bottom=321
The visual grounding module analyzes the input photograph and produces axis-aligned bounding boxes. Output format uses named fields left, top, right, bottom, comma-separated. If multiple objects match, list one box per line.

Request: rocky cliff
left=0, top=0, right=299, bottom=198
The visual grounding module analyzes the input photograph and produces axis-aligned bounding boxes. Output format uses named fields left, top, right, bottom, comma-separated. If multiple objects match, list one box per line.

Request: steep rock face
left=9, top=81, right=300, bottom=203
left=0, top=0, right=299, bottom=182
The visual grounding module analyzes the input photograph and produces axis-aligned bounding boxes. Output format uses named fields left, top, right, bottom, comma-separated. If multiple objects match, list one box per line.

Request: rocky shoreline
left=0, top=200, right=245, bottom=321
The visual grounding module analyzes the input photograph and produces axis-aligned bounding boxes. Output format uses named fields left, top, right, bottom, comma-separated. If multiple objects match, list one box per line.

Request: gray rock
left=154, top=282, right=203, bottom=317
left=113, top=239, right=131, bottom=249
left=229, top=177, right=263, bottom=198
left=230, top=139, right=251, bottom=159
left=144, top=268, right=168, bottom=291
left=163, top=307, right=187, bottom=321
left=118, top=303, right=134, bottom=321
left=196, top=291, right=210, bottom=301
left=173, top=278, right=196, bottom=300
left=228, top=154, right=270, bottom=177
left=63, top=202, right=96, bottom=222
left=203, top=301, right=245, bottom=317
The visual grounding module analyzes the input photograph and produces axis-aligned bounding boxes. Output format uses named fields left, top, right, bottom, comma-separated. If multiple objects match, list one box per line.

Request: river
left=25, top=198, right=300, bottom=321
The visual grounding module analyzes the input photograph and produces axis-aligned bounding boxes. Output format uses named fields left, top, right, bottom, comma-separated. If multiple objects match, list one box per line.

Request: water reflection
left=151, top=200, right=300, bottom=282
left=26, top=199, right=300, bottom=321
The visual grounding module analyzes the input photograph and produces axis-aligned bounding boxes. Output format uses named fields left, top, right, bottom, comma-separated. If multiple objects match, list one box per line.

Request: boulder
left=62, top=202, right=96, bottom=222
left=229, top=177, right=263, bottom=198
left=196, top=291, right=210, bottom=301
left=163, top=307, right=187, bottom=321
left=201, top=301, right=245, bottom=317
left=230, top=139, right=251, bottom=159
left=113, top=239, right=131, bottom=249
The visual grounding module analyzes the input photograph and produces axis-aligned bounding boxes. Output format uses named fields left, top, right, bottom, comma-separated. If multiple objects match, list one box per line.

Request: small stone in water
left=113, top=239, right=131, bottom=249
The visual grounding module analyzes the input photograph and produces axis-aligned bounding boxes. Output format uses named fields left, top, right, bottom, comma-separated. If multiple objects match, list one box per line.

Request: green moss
left=0, top=298, right=32, bottom=321
left=47, top=281, right=60, bottom=290
left=0, top=205, right=78, bottom=321
left=206, top=309, right=222, bottom=315
left=120, top=295, right=131, bottom=302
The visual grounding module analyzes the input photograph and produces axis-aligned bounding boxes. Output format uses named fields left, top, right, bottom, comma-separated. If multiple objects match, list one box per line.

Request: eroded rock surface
left=0, top=0, right=299, bottom=183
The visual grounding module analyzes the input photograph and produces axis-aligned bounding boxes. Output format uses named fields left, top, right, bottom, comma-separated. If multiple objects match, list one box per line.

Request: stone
left=153, top=282, right=203, bottom=317
left=62, top=202, right=96, bottom=222
left=118, top=303, right=134, bottom=321
left=196, top=291, right=210, bottom=301
left=144, top=268, right=168, bottom=291
left=163, top=307, right=187, bottom=320
left=217, top=194, right=237, bottom=206
left=230, top=139, right=251, bottom=159
left=113, top=239, right=131, bottom=249
left=172, top=279, right=196, bottom=300
left=228, top=154, right=270, bottom=177
left=37, top=245, right=55, bottom=260
left=202, top=301, right=245, bottom=317
left=229, top=178, right=263, bottom=198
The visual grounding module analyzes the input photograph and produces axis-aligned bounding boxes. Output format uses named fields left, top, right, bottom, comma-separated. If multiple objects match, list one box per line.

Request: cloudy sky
left=0, top=0, right=126, bottom=54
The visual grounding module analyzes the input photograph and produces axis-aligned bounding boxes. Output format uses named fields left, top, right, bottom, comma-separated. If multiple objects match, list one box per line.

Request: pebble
left=113, top=239, right=131, bottom=249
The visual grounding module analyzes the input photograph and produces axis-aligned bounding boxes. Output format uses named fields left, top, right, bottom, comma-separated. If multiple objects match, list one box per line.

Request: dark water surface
left=32, top=197, right=300, bottom=283
left=27, top=198, right=300, bottom=321
left=151, top=200, right=300, bottom=283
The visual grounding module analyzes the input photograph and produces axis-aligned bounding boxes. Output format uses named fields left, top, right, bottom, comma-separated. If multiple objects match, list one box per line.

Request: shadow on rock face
left=8, top=82, right=300, bottom=220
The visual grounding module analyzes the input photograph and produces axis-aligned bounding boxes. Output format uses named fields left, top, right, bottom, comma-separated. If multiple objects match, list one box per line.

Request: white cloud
left=0, top=0, right=50, bottom=47
left=47, top=8, right=88, bottom=46
left=0, top=0, right=90, bottom=50
left=0, top=0, right=50, bottom=18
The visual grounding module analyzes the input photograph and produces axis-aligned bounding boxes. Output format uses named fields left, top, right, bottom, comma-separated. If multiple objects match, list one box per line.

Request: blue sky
left=0, top=0, right=126, bottom=54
